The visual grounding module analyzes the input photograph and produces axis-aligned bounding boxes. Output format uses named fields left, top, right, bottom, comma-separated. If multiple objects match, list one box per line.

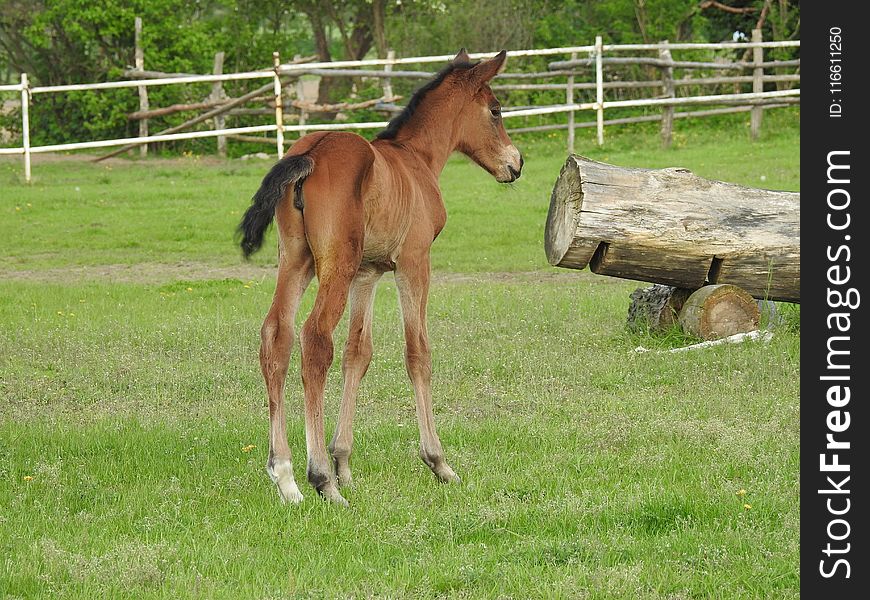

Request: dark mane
left=375, top=61, right=476, bottom=141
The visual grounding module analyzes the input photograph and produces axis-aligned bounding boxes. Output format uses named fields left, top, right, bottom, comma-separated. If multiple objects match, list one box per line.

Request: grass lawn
left=1, top=110, right=800, bottom=598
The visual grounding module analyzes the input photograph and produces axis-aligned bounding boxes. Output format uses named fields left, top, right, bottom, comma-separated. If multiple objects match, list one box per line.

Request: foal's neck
left=383, top=104, right=462, bottom=176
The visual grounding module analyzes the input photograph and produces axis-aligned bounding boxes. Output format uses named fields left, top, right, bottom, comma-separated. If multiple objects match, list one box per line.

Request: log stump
left=678, top=284, right=760, bottom=340
left=627, top=284, right=692, bottom=332
left=544, top=155, right=800, bottom=303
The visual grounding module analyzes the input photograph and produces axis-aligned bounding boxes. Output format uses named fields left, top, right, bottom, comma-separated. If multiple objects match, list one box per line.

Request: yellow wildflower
left=743, top=503, right=752, bottom=510
left=23, top=475, right=33, bottom=481
left=736, top=489, right=747, bottom=497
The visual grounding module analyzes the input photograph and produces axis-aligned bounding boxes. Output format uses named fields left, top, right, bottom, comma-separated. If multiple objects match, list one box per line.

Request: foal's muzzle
left=508, top=154, right=525, bottom=183
left=497, top=149, right=523, bottom=183
left=507, top=155, right=524, bottom=181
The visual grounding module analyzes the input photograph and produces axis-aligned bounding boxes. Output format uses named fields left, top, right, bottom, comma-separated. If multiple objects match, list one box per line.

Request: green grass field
left=1, top=111, right=800, bottom=598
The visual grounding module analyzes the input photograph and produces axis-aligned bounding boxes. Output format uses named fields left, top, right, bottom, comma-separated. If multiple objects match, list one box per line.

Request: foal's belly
left=358, top=166, right=418, bottom=273
left=360, top=231, right=402, bottom=272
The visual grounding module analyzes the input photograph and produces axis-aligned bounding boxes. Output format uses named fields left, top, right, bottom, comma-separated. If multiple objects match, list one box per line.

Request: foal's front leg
left=396, top=258, right=460, bottom=484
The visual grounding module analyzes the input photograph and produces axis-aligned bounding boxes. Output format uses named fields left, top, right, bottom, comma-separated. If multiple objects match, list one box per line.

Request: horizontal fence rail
left=0, top=35, right=800, bottom=182
left=503, top=89, right=801, bottom=118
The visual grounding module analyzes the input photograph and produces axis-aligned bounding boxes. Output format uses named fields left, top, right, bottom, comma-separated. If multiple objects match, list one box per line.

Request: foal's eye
left=490, top=107, right=501, bottom=118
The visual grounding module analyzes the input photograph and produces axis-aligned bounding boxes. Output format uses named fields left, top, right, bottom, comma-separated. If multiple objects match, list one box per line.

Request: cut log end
left=544, top=156, right=584, bottom=266
left=678, top=284, right=760, bottom=340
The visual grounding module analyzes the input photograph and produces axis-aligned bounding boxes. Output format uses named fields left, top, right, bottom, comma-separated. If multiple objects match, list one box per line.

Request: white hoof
left=276, top=479, right=304, bottom=504
left=320, top=485, right=349, bottom=507
left=435, top=464, right=461, bottom=484
left=268, top=459, right=303, bottom=504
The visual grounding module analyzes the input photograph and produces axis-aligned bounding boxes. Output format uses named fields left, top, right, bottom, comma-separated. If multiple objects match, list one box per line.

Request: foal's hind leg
left=261, top=217, right=314, bottom=503
left=396, top=256, right=460, bottom=484
left=329, top=268, right=382, bottom=487
left=299, top=254, right=361, bottom=506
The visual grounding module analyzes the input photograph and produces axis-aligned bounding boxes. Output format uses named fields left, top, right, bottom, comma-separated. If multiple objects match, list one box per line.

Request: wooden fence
left=0, top=34, right=799, bottom=183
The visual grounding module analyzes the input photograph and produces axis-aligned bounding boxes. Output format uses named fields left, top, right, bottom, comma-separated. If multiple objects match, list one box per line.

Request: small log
left=678, top=284, right=760, bottom=340
left=128, top=99, right=224, bottom=120
left=544, top=156, right=800, bottom=303
left=289, top=95, right=401, bottom=113
left=627, top=284, right=692, bottom=332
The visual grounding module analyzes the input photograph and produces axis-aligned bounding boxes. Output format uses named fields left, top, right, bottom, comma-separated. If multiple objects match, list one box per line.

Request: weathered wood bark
left=627, top=285, right=692, bottom=332
left=544, top=156, right=800, bottom=303
left=678, top=284, right=760, bottom=340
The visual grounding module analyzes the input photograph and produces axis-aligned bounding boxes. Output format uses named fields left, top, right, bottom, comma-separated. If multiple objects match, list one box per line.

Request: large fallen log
left=544, top=156, right=800, bottom=303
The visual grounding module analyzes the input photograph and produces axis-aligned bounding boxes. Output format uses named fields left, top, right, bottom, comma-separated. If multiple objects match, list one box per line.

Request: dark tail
left=237, top=154, right=314, bottom=258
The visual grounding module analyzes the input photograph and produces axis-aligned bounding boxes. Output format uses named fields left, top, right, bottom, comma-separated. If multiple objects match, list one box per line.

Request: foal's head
left=377, top=49, right=524, bottom=183
left=449, top=49, right=524, bottom=183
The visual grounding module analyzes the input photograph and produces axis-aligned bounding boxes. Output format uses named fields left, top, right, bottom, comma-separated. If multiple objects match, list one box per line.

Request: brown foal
left=238, top=49, right=523, bottom=505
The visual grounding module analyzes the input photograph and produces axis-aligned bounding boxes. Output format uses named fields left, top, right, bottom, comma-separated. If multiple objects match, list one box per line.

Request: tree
left=297, top=0, right=388, bottom=105
left=0, top=0, right=311, bottom=144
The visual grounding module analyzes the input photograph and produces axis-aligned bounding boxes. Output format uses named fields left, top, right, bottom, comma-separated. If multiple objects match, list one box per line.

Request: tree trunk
left=303, top=7, right=336, bottom=107
left=544, top=156, right=800, bottom=303
left=372, top=0, right=388, bottom=59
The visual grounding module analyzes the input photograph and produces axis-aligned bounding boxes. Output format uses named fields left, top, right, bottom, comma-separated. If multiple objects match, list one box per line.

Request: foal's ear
left=453, top=48, right=471, bottom=64
left=469, top=50, right=507, bottom=85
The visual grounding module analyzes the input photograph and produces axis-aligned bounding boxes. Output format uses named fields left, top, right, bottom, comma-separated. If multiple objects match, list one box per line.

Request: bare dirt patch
left=0, top=262, right=274, bottom=284
left=0, top=261, right=606, bottom=286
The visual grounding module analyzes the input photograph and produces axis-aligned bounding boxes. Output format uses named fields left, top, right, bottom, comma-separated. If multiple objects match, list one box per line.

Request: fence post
left=751, top=29, right=763, bottom=140
left=382, top=49, right=395, bottom=100
left=273, top=52, right=284, bottom=157
left=594, top=36, right=604, bottom=146
left=134, top=17, right=148, bottom=157
left=659, top=40, right=675, bottom=149
left=20, top=73, right=31, bottom=184
left=211, top=51, right=227, bottom=158
left=209, top=52, right=227, bottom=158
left=293, top=54, right=308, bottom=138
left=567, top=51, right=576, bottom=154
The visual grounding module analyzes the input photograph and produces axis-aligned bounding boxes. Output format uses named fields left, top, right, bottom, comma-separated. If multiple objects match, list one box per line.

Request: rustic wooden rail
left=0, top=34, right=799, bottom=183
